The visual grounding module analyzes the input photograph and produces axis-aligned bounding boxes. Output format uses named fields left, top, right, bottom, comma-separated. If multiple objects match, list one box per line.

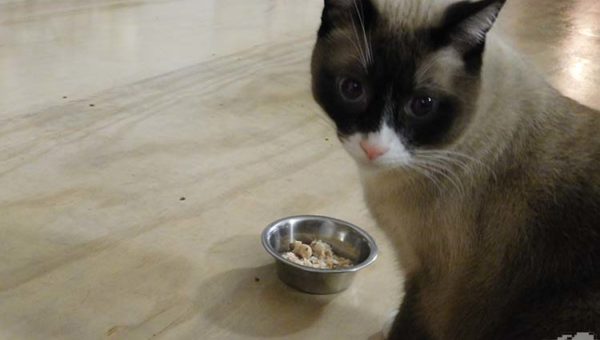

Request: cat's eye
left=338, top=77, right=365, bottom=102
left=408, top=96, right=439, bottom=118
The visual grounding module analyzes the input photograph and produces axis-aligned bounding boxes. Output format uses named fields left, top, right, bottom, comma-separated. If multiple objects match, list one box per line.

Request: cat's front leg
left=385, top=277, right=432, bottom=340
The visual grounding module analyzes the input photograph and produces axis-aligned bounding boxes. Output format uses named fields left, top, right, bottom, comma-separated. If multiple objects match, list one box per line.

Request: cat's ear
left=318, top=0, right=377, bottom=38
left=438, top=0, right=506, bottom=50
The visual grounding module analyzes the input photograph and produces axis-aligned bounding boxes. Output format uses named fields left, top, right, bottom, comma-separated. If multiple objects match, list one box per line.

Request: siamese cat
left=311, top=0, right=600, bottom=339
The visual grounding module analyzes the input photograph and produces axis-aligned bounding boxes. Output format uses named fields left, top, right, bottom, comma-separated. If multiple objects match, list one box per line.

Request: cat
left=310, top=0, right=600, bottom=339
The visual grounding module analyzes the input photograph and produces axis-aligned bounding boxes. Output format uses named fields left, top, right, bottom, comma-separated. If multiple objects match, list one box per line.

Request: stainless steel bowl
left=261, top=215, right=378, bottom=294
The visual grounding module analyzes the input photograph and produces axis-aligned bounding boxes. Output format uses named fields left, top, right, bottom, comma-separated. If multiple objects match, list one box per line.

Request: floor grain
left=0, top=0, right=598, bottom=339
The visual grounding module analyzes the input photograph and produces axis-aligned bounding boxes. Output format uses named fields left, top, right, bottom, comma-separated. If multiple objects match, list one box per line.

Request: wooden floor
left=1, top=1, right=598, bottom=339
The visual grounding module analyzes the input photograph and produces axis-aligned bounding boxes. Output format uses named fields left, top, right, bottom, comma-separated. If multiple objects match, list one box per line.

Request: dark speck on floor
left=89, top=104, right=95, bottom=107
left=180, top=197, right=186, bottom=201
left=254, top=277, right=260, bottom=282
left=62, top=96, right=67, bottom=99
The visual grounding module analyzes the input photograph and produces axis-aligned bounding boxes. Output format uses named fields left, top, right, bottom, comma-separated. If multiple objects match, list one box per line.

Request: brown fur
left=311, top=0, right=600, bottom=339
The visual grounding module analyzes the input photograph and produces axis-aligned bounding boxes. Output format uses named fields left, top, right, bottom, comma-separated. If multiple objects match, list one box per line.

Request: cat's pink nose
left=360, top=140, right=389, bottom=160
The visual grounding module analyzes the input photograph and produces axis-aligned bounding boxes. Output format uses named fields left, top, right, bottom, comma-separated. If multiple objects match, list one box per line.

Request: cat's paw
left=382, top=309, right=399, bottom=339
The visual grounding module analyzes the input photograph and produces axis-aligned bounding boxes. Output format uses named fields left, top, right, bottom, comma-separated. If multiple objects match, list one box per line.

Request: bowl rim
left=261, top=215, right=378, bottom=273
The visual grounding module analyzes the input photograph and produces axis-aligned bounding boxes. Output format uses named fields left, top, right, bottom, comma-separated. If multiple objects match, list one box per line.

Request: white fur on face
left=341, top=124, right=412, bottom=169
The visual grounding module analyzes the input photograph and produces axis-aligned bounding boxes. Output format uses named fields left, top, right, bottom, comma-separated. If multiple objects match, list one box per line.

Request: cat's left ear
left=318, top=0, right=377, bottom=38
left=437, top=0, right=507, bottom=50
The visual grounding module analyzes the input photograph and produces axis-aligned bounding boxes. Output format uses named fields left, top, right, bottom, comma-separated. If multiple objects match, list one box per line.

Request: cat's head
left=311, top=0, right=506, bottom=170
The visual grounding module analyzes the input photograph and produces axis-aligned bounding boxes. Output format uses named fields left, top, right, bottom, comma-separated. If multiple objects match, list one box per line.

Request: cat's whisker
left=349, top=14, right=368, bottom=70
left=416, top=150, right=482, bottom=173
left=410, top=162, right=457, bottom=194
left=404, top=163, right=444, bottom=194
left=413, top=159, right=466, bottom=196
left=353, top=0, right=373, bottom=65
left=416, top=149, right=497, bottom=180
left=348, top=54, right=369, bottom=67
left=416, top=155, right=474, bottom=193
left=413, top=157, right=464, bottom=191
left=382, top=155, right=466, bottom=195
left=416, top=153, right=472, bottom=175
left=338, top=29, right=368, bottom=70
left=445, top=150, right=498, bottom=180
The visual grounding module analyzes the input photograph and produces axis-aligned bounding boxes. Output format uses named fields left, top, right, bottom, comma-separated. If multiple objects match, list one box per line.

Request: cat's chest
left=362, top=177, right=446, bottom=235
left=362, top=175, right=471, bottom=272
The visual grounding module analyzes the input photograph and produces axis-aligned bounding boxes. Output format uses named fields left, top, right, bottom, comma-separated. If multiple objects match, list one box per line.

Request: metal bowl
left=261, top=215, right=378, bottom=294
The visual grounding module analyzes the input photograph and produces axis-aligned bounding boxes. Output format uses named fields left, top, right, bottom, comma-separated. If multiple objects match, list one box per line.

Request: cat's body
left=311, top=0, right=600, bottom=338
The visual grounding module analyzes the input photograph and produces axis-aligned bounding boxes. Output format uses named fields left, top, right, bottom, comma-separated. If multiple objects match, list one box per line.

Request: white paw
left=382, top=309, right=399, bottom=339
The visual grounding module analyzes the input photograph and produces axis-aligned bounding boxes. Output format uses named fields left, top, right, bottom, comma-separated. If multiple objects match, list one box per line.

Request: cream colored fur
left=359, top=7, right=578, bottom=338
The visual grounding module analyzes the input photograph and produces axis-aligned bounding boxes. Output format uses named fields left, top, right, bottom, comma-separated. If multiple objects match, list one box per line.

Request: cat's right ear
left=318, top=0, right=376, bottom=38
left=437, top=0, right=506, bottom=49
left=432, top=0, right=506, bottom=73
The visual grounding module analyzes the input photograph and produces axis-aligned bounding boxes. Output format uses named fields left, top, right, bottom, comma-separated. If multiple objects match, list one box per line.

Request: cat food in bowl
left=281, top=240, right=354, bottom=269
left=261, top=215, right=378, bottom=294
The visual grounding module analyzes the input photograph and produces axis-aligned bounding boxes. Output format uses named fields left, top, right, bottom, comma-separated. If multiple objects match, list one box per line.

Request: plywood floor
left=1, top=1, right=599, bottom=339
